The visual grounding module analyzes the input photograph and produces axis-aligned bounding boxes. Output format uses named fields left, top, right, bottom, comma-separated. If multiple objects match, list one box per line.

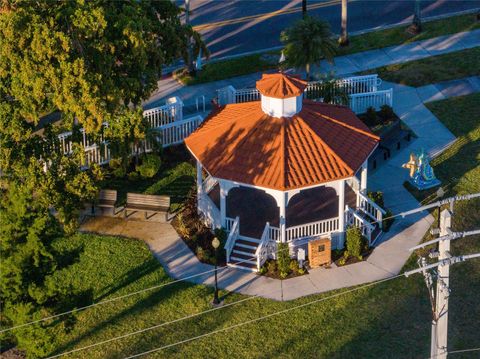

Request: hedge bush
left=346, top=226, right=364, bottom=259
left=136, top=154, right=161, bottom=178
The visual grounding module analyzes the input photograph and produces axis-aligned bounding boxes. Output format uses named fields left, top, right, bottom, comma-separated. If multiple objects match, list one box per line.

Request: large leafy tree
left=0, top=1, right=204, bottom=355
left=281, top=16, right=337, bottom=80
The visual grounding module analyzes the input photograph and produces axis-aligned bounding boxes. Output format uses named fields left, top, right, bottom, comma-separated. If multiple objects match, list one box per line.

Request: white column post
left=360, top=161, right=368, bottom=193
left=431, top=209, right=452, bottom=359
left=338, top=180, right=346, bottom=248
left=279, top=192, right=287, bottom=243
left=219, top=181, right=227, bottom=228
left=196, top=161, right=203, bottom=204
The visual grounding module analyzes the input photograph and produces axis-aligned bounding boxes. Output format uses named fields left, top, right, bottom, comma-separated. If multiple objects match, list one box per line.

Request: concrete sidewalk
left=79, top=75, right=474, bottom=301
left=145, top=29, right=480, bottom=112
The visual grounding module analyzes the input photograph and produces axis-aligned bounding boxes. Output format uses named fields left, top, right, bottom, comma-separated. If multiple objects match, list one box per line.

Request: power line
left=123, top=273, right=405, bottom=359
left=448, top=346, right=480, bottom=355
left=3, top=191, right=475, bottom=333
left=46, top=296, right=258, bottom=359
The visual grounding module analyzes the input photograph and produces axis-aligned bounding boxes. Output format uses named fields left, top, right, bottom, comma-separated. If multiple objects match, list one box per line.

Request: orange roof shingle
left=185, top=100, right=379, bottom=191
left=256, top=73, right=307, bottom=99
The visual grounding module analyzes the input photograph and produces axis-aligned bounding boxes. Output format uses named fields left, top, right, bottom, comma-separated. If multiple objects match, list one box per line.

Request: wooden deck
left=208, top=184, right=357, bottom=238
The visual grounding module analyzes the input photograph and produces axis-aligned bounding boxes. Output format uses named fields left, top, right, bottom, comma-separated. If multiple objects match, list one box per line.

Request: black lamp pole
left=212, top=237, right=220, bottom=305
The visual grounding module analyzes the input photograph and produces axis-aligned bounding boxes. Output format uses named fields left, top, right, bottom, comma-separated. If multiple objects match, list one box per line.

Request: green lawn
left=12, top=96, right=480, bottom=358
left=176, top=13, right=479, bottom=85
left=364, top=47, right=480, bottom=87
left=101, top=146, right=196, bottom=212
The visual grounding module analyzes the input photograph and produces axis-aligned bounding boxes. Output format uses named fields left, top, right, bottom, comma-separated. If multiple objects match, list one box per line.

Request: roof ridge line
left=305, top=106, right=380, bottom=140
left=296, top=116, right=354, bottom=174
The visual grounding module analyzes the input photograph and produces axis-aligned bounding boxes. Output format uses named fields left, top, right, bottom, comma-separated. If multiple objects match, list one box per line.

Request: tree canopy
left=0, top=1, right=205, bottom=355
left=281, top=16, right=337, bottom=80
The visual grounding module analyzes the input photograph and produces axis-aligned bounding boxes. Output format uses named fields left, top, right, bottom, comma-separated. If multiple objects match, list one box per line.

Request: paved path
left=145, top=29, right=480, bottom=112
left=80, top=75, right=476, bottom=301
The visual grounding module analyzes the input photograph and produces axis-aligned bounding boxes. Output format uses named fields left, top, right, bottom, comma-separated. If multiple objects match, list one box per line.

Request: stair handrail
left=225, top=216, right=239, bottom=263
left=256, top=222, right=271, bottom=270
left=357, top=191, right=386, bottom=228
left=345, top=205, right=376, bottom=246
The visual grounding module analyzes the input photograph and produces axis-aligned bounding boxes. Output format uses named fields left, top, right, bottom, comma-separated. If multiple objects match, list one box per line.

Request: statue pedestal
left=408, top=177, right=441, bottom=191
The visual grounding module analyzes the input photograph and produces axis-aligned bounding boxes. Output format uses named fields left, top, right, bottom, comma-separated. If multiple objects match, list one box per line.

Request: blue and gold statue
left=402, top=149, right=441, bottom=190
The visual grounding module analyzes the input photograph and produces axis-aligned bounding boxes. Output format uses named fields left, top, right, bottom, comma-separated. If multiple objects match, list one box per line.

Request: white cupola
left=256, top=73, right=307, bottom=118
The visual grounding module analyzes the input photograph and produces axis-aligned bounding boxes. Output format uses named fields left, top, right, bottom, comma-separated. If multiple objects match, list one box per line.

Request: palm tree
left=338, top=0, right=349, bottom=46
left=409, top=0, right=422, bottom=34
left=302, top=0, right=307, bottom=18
left=281, top=16, right=337, bottom=80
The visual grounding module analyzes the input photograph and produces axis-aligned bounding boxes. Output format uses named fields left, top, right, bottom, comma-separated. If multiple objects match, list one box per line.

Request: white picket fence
left=143, top=98, right=183, bottom=128
left=217, top=74, right=392, bottom=114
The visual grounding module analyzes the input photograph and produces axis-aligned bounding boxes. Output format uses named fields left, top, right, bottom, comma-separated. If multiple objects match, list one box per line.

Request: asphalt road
left=178, top=0, right=480, bottom=59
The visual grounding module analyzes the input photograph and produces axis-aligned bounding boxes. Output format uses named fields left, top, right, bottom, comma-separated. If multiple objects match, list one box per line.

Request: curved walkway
left=80, top=75, right=480, bottom=301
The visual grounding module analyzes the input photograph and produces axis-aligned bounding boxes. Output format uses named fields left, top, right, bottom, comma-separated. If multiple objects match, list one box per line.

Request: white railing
left=82, top=144, right=111, bottom=168
left=256, top=222, right=271, bottom=270
left=349, top=89, right=393, bottom=114
left=198, top=194, right=221, bottom=230
left=202, top=175, right=218, bottom=194
left=345, top=205, right=375, bottom=246
left=268, top=226, right=280, bottom=242
left=225, top=216, right=240, bottom=262
left=285, top=217, right=339, bottom=242
left=143, top=98, right=183, bottom=128
left=357, top=191, right=386, bottom=229
left=155, top=115, right=203, bottom=147
left=224, top=217, right=236, bottom=232
left=235, top=88, right=260, bottom=103
left=306, top=74, right=380, bottom=99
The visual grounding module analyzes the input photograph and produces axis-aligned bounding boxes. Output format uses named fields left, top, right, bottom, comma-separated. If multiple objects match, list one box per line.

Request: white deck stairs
left=228, top=236, right=260, bottom=271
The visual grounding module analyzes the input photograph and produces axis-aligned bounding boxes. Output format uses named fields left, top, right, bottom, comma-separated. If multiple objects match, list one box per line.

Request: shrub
left=136, top=154, right=161, bottom=178
left=109, top=158, right=126, bottom=178
left=266, top=260, right=277, bottom=275
left=175, top=212, right=191, bottom=239
left=277, top=243, right=290, bottom=279
left=258, top=265, right=267, bottom=275
left=380, top=105, right=394, bottom=121
left=128, top=171, right=140, bottom=181
left=364, top=107, right=379, bottom=127
left=368, top=191, right=385, bottom=208
left=346, top=226, right=364, bottom=259
left=289, top=259, right=300, bottom=274
left=214, top=227, right=228, bottom=248
left=383, top=208, right=394, bottom=232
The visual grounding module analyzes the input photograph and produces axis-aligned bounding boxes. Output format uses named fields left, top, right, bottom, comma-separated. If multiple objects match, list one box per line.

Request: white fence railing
left=225, top=216, right=239, bottom=262
left=143, top=100, right=183, bottom=128
left=268, top=226, right=280, bottom=242
left=155, top=115, right=203, bottom=147
left=345, top=205, right=375, bottom=246
left=218, top=75, right=392, bottom=115
left=224, top=216, right=237, bottom=232
left=349, top=89, right=393, bottom=114
left=198, top=193, right=221, bottom=230
left=286, top=217, right=339, bottom=242
left=357, top=191, right=386, bottom=229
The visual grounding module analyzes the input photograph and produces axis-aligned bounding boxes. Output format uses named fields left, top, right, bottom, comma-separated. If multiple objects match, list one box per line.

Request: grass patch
left=363, top=47, right=480, bottom=87
left=173, top=53, right=278, bottom=86
left=101, top=145, right=195, bottom=212
left=337, top=13, right=480, bottom=56
left=175, top=14, right=479, bottom=85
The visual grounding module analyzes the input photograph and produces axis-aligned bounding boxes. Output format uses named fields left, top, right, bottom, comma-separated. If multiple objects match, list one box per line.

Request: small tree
left=281, top=16, right=337, bottom=80
left=277, top=242, right=291, bottom=279
left=346, top=226, right=364, bottom=259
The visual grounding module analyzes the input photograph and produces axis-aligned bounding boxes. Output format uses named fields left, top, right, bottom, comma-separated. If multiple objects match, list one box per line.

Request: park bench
left=378, top=120, right=411, bottom=160
left=124, top=193, right=170, bottom=221
left=96, top=189, right=117, bottom=215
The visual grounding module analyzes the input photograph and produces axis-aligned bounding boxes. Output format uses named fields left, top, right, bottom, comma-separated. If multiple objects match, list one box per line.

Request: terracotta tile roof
left=185, top=100, right=379, bottom=191
left=256, top=73, right=307, bottom=99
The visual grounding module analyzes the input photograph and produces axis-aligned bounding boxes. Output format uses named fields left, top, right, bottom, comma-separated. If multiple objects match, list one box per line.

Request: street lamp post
left=211, top=237, right=220, bottom=305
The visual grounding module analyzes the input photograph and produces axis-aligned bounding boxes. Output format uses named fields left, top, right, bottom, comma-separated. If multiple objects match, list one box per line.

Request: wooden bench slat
left=125, top=193, right=170, bottom=220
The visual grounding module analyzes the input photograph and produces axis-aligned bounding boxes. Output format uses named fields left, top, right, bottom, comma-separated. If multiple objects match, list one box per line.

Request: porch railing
left=357, top=191, right=386, bottom=229
left=286, top=217, right=339, bottom=242
left=224, top=216, right=237, bottom=232
left=268, top=226, right=280, bottom=242
left=256, top=222, right=271, bottom=270
left=235, top=88, right=260, bottom=103
left=156, top=115, right=203, bottom=147
left=143, top=102, right=182, bottom=128
left=345, top=205, right=376, bottom=246
left=225, top=216, right=239, bottom=262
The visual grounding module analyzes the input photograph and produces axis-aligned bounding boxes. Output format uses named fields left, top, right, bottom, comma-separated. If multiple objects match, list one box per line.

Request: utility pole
left=431, top=209, right=452, bottom=359
left=404, top=193, right=480, bottom=358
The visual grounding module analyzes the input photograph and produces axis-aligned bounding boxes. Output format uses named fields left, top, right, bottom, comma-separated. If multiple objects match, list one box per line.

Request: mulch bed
left=171, top=192, right=226, bottom=267
left=332, top=247, right=374, bottom=267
